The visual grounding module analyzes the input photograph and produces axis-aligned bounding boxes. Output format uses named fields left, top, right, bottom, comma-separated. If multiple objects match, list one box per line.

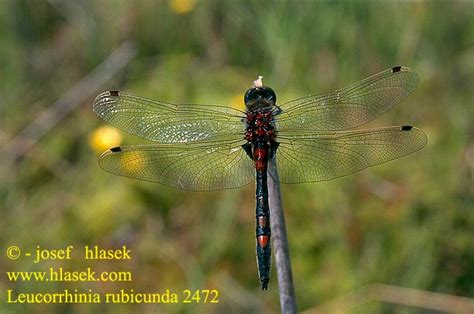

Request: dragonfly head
left=244, top=86, right=277, bottom=111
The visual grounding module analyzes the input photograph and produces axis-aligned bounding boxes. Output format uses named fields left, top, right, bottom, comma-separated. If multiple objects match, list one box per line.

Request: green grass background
left=1, top=1, right=473, bottom=313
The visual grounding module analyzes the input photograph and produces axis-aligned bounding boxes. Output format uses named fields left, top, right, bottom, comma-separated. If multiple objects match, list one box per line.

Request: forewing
left=277, top=66, right=419, bottom=131
left=276, top=126, right=427, bottom=183
left=93, top=91, right=245, bottom=143
left=98, top=140, right=254, bottom=191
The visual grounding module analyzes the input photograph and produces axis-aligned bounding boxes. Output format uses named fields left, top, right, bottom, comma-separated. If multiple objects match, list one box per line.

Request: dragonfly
left=93, top=66, right=427, bottom=290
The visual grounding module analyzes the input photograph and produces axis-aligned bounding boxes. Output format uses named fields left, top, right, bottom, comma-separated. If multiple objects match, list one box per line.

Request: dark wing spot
left=401, top=125, right=413, bottom=131
left=110, top=146, right=122, bottom=152
left=392, top=66, right=402, bottom=73
left=109, top=91, right=120, bottom=96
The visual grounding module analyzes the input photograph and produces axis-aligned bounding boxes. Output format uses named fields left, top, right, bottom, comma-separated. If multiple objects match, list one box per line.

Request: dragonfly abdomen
left=254, top=142, right=271, bottom=290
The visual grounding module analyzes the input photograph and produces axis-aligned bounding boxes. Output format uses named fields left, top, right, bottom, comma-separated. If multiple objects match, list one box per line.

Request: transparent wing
left=276, top=66, right=419, bottom=131
left=93, top=91, right=246, bottom=143
left=276, top=126, right=427, bottom=183
left=98, top=140, right=254, bottom=191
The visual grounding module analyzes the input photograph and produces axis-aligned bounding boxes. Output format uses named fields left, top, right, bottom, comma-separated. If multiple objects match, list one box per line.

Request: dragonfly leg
left=269, top=141, right=279, bottom=159
left=272, top=105, right=282, bottom=115
left=242, top=142, right=253, bottom=159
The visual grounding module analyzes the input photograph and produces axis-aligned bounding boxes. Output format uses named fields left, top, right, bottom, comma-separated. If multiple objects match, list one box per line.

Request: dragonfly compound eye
left=244, top=87, right=277, bottom=110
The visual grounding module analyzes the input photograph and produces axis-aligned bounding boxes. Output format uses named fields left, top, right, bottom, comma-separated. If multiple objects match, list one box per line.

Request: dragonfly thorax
left=244, top=110, right=276, bottom=143
left=243, top=85, right=279, bottom=162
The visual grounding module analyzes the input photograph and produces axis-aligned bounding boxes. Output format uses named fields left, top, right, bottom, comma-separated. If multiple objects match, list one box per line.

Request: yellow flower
left=89, top=126, right=122, bottom=154
left=230, top=93, right=245, bottom=111
left=169, top=0, right=196, bottom=15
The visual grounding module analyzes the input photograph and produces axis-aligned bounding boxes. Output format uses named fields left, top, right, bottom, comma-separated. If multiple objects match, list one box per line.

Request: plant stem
left=268, top=157, right=297, bottom=313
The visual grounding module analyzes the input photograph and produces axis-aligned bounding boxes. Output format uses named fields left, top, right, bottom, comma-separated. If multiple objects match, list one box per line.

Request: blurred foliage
left=0, top=1, right=473, bottom=313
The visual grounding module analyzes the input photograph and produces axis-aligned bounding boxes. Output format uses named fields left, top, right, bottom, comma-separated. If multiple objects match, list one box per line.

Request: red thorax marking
left=244, top=111, right=276, bottom=143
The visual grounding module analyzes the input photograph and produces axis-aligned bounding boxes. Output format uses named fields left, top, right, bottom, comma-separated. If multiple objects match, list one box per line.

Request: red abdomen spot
left=255, top=160, right=266, bottom=171
left=254, top=147, right=268, bottom=171
left=254, top=148, right=267, bottom=160
left=257, top=235, right=269, bottom=248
